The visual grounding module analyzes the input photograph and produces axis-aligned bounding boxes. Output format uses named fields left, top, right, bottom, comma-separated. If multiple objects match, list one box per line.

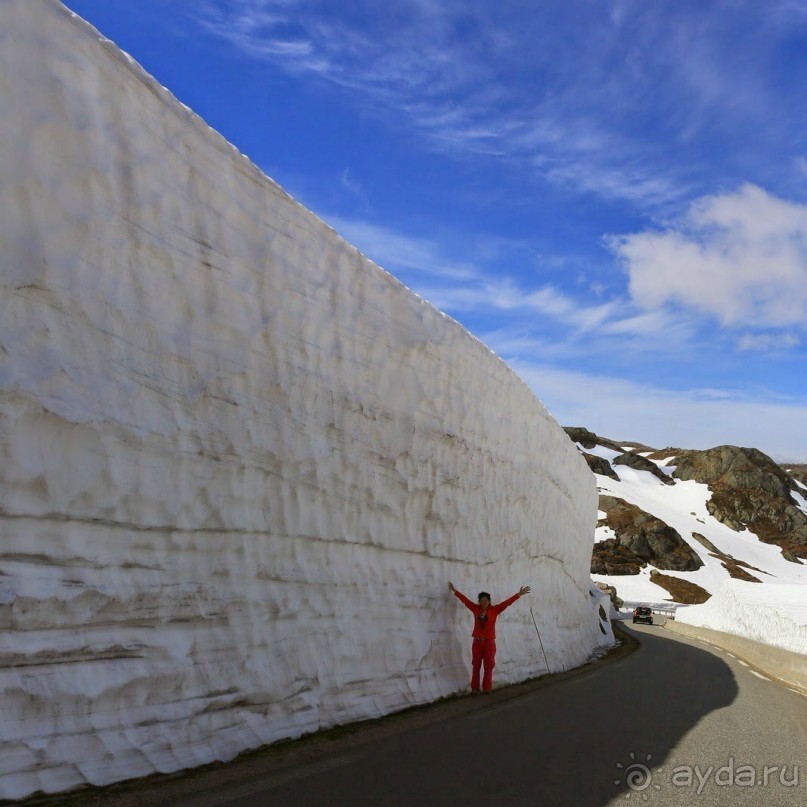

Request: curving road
left=46, top=621, right=807, bottom=807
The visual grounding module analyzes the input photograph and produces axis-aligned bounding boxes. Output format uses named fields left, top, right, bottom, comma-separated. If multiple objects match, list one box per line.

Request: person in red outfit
left=449, top=581, right=531, bottom=693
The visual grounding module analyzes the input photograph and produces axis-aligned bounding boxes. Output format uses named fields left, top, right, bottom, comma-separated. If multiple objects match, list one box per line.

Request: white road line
left=737, top=659, right=749, bottom=667
left=749, top=670, right=771, bottom=681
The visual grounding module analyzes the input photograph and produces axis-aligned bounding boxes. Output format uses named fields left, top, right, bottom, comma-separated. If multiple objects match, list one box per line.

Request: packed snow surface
left=677, top=581, right=807, bottom=655
left=0, top=0, right=609, bottom=799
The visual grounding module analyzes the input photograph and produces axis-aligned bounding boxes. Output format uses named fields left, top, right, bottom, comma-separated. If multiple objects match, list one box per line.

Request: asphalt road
left=41, top=621, right=807, bottom=807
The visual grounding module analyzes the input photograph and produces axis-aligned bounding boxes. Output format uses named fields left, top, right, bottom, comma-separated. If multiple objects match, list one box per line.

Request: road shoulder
left=665, top=619, right=807, bottom=694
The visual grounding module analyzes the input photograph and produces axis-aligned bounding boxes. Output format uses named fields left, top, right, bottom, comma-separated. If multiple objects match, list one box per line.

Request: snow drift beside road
left=676, top=580, right=807, bottom=655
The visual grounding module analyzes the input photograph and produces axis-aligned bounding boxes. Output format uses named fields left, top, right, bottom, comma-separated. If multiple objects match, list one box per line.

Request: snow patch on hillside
left=585, top=444, right=807, bottom=605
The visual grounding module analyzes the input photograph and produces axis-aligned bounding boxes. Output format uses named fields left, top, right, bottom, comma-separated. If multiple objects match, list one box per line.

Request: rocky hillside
left=567, top=427, right=807, bottom=605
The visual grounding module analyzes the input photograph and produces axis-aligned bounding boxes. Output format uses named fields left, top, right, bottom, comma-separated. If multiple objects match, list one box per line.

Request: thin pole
left=530, top=607, right=551, bottom=674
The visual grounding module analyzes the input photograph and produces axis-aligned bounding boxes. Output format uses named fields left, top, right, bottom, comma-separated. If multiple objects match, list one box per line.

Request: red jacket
left=453, top=589, right=521, bottom=640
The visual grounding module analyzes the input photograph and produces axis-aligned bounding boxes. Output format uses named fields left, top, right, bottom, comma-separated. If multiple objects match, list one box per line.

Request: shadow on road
left=539, top=622, right=739, bottom=806
left=307, top=622, right=739, bottom=807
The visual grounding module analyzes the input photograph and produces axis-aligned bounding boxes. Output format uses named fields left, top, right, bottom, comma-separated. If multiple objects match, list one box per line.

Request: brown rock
left=673, top=446, right=807, bottom=560
left=590, top=539, right=643, bottom=575
left=583, top=452, right=619, bottom=481
left=612, top=451, right=675, bottom=485
left=594, top=581, right=624, bottom=609
left=649, top=570, right=711, bottom=604
left=597, top=495, right=703, bottom=571
left=563, top=427, right=628, bottom=453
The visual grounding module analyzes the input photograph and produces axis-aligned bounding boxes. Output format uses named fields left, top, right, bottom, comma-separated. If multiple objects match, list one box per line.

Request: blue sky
left=65, top=0, right=807, bottom=460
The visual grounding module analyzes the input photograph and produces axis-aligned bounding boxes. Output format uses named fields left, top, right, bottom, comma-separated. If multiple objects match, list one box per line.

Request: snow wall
left=0, top=0, right=606, bottom=798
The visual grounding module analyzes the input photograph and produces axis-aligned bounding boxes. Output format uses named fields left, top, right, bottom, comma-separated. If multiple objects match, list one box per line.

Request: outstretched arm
left=495, top=585, right=531, bottom=613
left=448, top=581, right=476, bottom=611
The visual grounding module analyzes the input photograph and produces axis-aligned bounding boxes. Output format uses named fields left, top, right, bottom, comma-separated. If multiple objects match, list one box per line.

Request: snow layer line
left=0, top=0, right=605, bottom=798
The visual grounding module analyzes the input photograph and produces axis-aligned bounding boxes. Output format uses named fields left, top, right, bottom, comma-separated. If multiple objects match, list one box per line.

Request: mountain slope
left=566, top=428, right=807, bottom=605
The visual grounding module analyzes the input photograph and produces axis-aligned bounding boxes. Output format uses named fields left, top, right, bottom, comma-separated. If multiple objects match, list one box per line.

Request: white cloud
left=609, top=184, right=807, bottom=329
left=510, top=363, right=807, bottom=462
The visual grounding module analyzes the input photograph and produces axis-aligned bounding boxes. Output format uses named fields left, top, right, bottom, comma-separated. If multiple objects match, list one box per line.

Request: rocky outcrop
left=564, top=427, right=625, bottom=453
left=690, top=533, right=764, bottom=582
left=612, top=451, right=674, bottom=485
left=673, top=446, right=807, bottom=560
left=563, top=426, right=655, bottom=452
left=784, top=465, right=807, bottom=488
left=594, top=581, right=624, bottom=610
left=574, top=428, right=807, bottom=577
left=645, top=448, right=681, bottom=462
left=591, top=539, right=643, bottom=575
left=592, top=496, right=703, bottom=573
left=690, top=532, right=719, bottom=554
left=583, top=452, right=619, bottom=481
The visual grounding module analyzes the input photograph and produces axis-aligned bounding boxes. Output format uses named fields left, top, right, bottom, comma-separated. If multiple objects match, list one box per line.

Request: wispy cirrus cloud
left=323, top=212, right=700, bottom=359
left=325, top=215, right=481, bottom=281
left=195, top=0, right=807, bottom=207
left=737, top=333, right=802, bottom=353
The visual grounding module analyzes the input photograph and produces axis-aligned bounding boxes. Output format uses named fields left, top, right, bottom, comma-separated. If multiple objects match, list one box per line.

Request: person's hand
left=519, top=585, right=531, bottom=596
left=448, top=582, right=456, bottom=593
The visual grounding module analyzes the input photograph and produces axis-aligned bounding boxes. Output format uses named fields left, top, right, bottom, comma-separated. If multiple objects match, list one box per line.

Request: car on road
left=632, top=606, right=653, bottom=625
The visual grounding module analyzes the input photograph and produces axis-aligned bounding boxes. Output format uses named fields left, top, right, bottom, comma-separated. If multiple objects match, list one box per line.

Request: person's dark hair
left=477, top=591, right=491, bottom=602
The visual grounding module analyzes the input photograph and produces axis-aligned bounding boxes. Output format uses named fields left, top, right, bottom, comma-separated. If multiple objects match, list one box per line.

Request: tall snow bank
left=0, top=0, right=603, bottom=798
left=676, top=581, right=807, bottom=655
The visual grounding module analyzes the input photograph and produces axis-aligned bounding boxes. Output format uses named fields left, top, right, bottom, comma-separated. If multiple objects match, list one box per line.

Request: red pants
left=471, top=638, right=496, bottom=692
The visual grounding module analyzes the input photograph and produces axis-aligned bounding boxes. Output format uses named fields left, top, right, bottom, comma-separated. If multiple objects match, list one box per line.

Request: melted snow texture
left=0, top=1, right=605, bottom=798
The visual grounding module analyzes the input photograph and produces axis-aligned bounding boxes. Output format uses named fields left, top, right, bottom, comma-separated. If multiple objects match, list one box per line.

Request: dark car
left=633, top=606, right=653, bottom=625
